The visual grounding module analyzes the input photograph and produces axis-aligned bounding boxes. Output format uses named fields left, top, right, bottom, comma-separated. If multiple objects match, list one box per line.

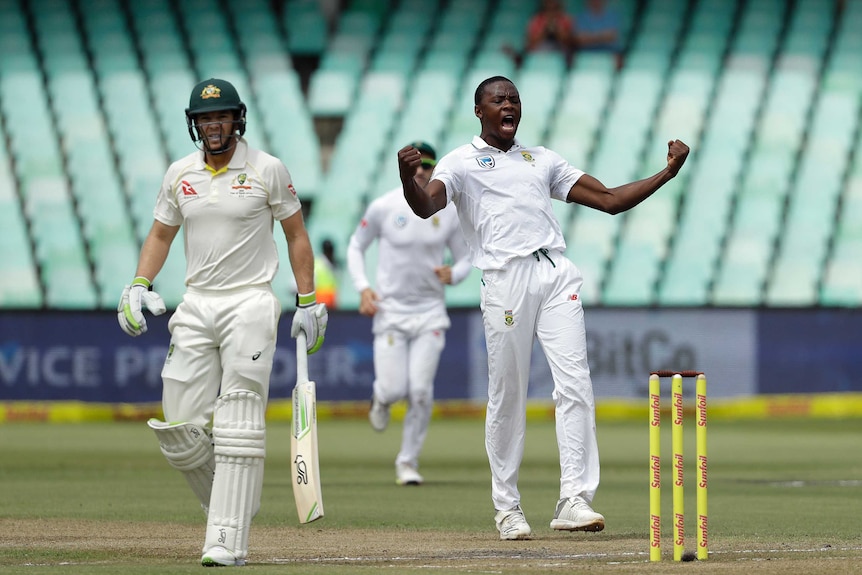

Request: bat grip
left=295, top=331, right=309, bottom=384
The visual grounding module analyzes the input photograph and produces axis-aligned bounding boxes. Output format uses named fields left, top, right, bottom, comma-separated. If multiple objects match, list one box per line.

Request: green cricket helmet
left=185, top=78, right=247, bottom=152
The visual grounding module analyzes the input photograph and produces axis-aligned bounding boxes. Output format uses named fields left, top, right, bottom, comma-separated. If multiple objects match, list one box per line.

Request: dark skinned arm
left=567, top=139, right=690, bottom=214
left=398, top=145, right=447, bottom=218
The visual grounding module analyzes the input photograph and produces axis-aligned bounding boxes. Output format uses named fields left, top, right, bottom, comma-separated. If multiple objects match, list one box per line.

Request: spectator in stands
left=526, top=0, right=575, bottom=55
left=346, top=140, right=471, bottom=486
left=397, top=76, right=689, bottom=540
left=315, top=237, right=339, bottom=308
left=117, top=78, right=327, bottom=567
left=573, top=0, right=624, bottom=69
left=504, top=0, right=576, bottom=67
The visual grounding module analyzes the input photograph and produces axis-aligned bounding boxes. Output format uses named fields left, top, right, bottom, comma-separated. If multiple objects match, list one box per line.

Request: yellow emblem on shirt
left=521, top=151, right=534, bottom=163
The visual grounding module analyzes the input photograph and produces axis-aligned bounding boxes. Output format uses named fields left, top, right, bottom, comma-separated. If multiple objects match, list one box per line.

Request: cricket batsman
left=117, top=78, right=327, bottom=566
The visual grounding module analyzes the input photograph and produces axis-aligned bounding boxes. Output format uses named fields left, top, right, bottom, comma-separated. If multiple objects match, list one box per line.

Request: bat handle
left=295, top=330, right=309, bottom=383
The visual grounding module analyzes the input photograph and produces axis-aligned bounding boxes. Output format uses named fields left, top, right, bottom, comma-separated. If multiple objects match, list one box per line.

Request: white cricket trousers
left=480, top=249, right=599, bottom=512
left=372, top=309, right=448, bottom=469
left=160, top=285, right=282, bottom=427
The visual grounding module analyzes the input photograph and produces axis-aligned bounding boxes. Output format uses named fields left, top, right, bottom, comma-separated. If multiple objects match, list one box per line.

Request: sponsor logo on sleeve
left=181, top=180, right=198, bottom=196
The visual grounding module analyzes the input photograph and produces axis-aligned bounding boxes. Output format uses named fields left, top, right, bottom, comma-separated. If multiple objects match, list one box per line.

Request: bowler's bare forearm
left=570, top=139, right=689, bottom=215
left=573, top=168, right=676, bottom=215
left=402, top=177, right=445, bottom=219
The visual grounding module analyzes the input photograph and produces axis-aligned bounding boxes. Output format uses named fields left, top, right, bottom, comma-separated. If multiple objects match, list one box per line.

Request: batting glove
left=117, top=277, right=166, bottom=337
left=291, top=291, right=328, bottom=354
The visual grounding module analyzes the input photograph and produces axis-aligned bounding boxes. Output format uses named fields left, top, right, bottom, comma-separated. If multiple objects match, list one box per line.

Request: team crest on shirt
left=395, top=214, right=407, bottom=228
left=164, top=343, right=175, bottom=365
left=431, top=215, right=440, bottom=228
left=504, top=310, right=514, bottom=327
left=521, top=151, right=535, bottom=164
left=231, top=173, right=251, bottom=191
left=476, top=155, right=495, bottom=169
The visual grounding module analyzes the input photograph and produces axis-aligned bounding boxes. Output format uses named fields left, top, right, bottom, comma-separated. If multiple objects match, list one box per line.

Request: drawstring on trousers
left=533, top=248, right=556, bottom=268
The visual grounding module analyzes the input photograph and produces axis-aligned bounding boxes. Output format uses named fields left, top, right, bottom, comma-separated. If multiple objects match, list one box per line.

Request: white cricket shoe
left=549, top=496, right=605, bottom=532
left=495, top=506, right=532, bottom=540
left=201, top=546, right=245, bottom=567
left=395, top=463, right=424, bottom=485
left=368, top=398, right=390, bottom=432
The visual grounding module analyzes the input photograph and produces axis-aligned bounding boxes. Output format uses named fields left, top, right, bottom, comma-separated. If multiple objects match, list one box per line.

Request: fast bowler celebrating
left=398, top=76, right=689, bottom=540
left=118, top=78, right=327, bottom=566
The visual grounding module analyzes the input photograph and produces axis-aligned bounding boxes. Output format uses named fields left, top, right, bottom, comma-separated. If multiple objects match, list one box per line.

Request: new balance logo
left=568, top=294, right=578, bottom=301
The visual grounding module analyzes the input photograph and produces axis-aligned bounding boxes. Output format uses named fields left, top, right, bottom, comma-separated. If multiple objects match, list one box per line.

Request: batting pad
left=147, top=419, right=215, bottom=514
left=203, top=390, right=266, bottom=562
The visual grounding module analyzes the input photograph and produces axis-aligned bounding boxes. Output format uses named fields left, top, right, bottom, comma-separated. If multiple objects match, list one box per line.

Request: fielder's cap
left=410, top=140, right=436, bottom=160
left=187, top=78, right=244, bottom=116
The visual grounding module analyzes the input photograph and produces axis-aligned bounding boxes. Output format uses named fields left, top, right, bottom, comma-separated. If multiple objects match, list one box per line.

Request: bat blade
left=291, top=331, right=324, bottom=523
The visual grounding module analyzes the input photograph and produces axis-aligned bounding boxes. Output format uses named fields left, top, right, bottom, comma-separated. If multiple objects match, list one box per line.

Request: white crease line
left=269, top=545, right=862, bottom=565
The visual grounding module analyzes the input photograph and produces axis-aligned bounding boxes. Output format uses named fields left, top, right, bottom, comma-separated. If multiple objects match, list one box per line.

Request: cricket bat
left=291, top=331, right=324, bottom=523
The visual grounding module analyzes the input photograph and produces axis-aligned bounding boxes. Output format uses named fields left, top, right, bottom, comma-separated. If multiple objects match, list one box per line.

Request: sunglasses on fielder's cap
left=419, top=158, right=437, bottom=170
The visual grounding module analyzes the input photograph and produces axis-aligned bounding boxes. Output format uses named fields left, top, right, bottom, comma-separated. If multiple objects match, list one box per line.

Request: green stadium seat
left=308, top=68, right=360, bottom=116
left=711, top=239, right=770, bottom=306
left=590, top=69, right=661, bottom=184
left=820, top=236, right=862, bottom=306
left=422, top=46, right=470, bottom=76
left=471, top=50, right=518, bottom=77
left=149, top=68, right=197, bottom=160
left=602, top=242, right=659, bottom=306
left=766, top=260, right=820, bottom=306
left=388, top=70, right=458, bottom=160
left=153, top=245, right=188, bottom=310
left=475, top=8, right=526, bottom=54
left=438, top=0, right=487, bottom=35
left=514, top=69, right=563, bottom=146
left=80, top=0, right=138, bottom=74
left=782, top=0, right=833, bottom=59
left=658, top=232, right=715, bottom=306
left=547, top=62, right=614, bottom=169
left=129, top=2, right=188, bottom=75
left=566, top=207, right=619, bottom=304
left=253, top=71, right=323, bottom=196
left=0, top=178, right=42, bottom=307
left=284, top=1, right=328, bottom=55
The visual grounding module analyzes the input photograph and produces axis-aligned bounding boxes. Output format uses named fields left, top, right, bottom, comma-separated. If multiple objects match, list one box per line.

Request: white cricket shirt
left=153, top=139, right=302, bottom=290
left=432, top=136, right=584, bottom=270
left=347, top=188, right=471, bottom=315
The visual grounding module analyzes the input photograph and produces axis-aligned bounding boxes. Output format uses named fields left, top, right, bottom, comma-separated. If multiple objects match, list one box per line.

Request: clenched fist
left=667, top=139, right=690, bottom=176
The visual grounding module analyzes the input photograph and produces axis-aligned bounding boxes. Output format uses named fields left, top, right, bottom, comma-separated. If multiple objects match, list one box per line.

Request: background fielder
left=117, top=78, right=327, bottom=566
left=347, top=141, right=471, bottom=486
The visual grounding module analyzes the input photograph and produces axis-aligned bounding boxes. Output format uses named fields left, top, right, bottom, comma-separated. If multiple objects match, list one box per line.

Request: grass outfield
left=1, top=417, right=861, bottom=573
